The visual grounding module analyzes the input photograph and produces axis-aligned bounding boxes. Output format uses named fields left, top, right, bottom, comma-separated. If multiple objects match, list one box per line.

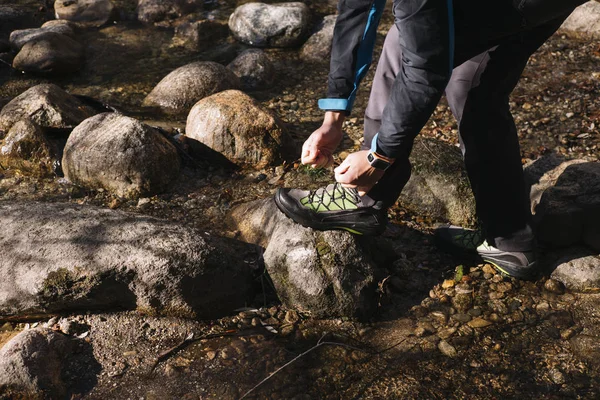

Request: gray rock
left=173, top=20, right=229, bottom=50
left=62, top=113, right=180, bottom=198
left=228, top=2, right=311, bottom=48
left=301, top=15, right=336, bottom=62
left=0, top=119, right=55, bottom=177
left=400, top=138, right=476, bottom=227
left=54, top=0, right=114, bottom=28
left=0, top=84, right=97, bottom=136
left=570, top=334, right=600, bottom=369
left=185, top=90, right=291, bottom=168
left=561, top=1, right=600, bottom=38
left=136, top=0, right=203, bottom=24
left=229, top=198, right=389, bottom=320
left=550, top=247, right=600, bottom=292
left=526, top=155, right=600, bottom=250
left=0, top=328, right=74, bottom=399
left=142, top=61, right=240, bottom=115
left=12, top=32, right=84, bottom=75
left=9, top=22, right=74, bottom=51
left=0, top=201, right=256, bottom=319
left=0, top=6, right=36, bottom=36
left=227, top=49, right=275, bottom=90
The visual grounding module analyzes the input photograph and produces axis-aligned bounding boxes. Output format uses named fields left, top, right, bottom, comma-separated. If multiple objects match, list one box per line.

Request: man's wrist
left=323, top=111, right=345, bottom=127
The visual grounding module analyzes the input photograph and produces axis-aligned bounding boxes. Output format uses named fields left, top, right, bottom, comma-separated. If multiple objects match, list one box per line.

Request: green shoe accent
left=299, top=183, right=361, bottom=213
left=435, top=225, right=484, bottom=254
left=336, top=226, right=363, bottom=235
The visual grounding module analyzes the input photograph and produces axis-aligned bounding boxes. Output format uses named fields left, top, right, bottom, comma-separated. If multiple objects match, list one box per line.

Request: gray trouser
left=362, top=21, right=565, bottom=251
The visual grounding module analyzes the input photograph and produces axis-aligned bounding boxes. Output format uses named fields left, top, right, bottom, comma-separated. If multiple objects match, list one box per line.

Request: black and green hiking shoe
left=434, top=225, right=484, bottom=255
left=435, top=225, right=537, bottom=279
left=274, top=183, right=387, bottom=235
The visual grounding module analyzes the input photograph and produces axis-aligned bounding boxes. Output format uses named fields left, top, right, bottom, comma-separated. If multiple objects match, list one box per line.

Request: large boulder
left=62, top=113, right=181, bottom=198
left=9, top=21, right=74, bottom=51
left=561, top=1, right=600, bottom=38
left=229, top=198, right=388, bottom=320
left=0, top=201, right=256, bottom=319
left=0, top=119, right=55, bottom=177
left=301, top=14, right=336, bottom=62
left=525, top=155, right=600, bottom=251
left=186, top=90, right=292, bottom=168
left=142, top=61, right=240, bottom=115
left=12, top=33, right=85, bottom=75
left=400, top=138, right=476, bottom=227
left=227, top=49, right=275, bottom=90
left=0, top=84, right=97, bottom=137
left=550, top=247, right=600, bottom=292
left=54, top=0, right=114, bottom=28
left=0, top=6, right=37, bottom=37
left=0, top=328, right=99, bottom=399
left=228, top=2, right=311, bottom=47
left=136, top=0, right=203, bottom=24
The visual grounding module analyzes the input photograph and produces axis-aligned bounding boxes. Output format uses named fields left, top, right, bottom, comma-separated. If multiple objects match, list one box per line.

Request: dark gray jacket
left=320, top=0, right=586, bottom=158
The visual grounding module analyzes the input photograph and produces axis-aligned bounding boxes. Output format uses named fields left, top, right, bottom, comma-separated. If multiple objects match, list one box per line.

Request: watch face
left=367, top=152, right=390, bottom=170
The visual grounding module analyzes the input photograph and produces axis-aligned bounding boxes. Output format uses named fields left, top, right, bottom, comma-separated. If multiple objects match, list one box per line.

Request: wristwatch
left=367, top=133, right=394, bottom=170
left=367, top=151, right=392, bottom=171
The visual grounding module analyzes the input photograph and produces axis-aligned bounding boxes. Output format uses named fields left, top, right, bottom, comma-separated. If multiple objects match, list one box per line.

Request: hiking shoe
left=435, top=225, right=484, bottom=255
left=477, top=241, right=537, bottom=280
left=274, top=183, right=387, bottom=235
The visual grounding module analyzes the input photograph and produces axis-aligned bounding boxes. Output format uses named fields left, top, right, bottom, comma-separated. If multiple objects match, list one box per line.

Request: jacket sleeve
left=318, top=0, right=387, bottom=115
left=375, top=0, right=455, bottom=158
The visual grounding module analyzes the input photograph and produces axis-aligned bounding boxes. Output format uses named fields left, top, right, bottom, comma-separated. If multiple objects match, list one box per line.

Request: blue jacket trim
left=318, top=98, right=349, bottom=111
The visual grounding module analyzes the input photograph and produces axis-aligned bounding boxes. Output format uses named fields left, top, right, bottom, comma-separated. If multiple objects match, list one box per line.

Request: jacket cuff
left=318, top=98, right=350, bottom=114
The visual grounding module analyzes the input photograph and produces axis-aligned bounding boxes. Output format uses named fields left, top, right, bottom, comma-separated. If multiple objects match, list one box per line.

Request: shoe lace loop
left=306, top=182, right=360, bottom=211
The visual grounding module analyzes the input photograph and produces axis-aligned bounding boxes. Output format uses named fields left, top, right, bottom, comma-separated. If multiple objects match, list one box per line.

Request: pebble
left=488, top=291, right=504, bottom=300
left=284, top=310, right=300, bottom=324
left=489, top=313, right=503, bottom=323
left=437, top=327, right=457, bottom=340
left=536, top=301, right=551, bottom=314
left=0, top=322, right=14, bottom=332
left=438, top=340, right=458, bottom=357
left=442, top=279, right=455, bottom=289
left=468, top=307, right=483, bottom=317
left=206, top=351, right=217, bottom=360
left=482, top=265, right=496, bottom=275
left=492, top=274, right=504, bottom=283
left=544, top=279, right=566, bottom=295
left=468, top=318, right=493, bottom=328
left=429, top=311, right=448, bottom=325
left=560, top=327, right=578, bottom=340
left=549, top=368, right=566, bottom=385
left=137, top=197, right=151, bottom=208
left=418, top=321, right=436, bottom=334
left=414, top=326, right=427, bottom=337
left=451, top=313, right=472, bottom=323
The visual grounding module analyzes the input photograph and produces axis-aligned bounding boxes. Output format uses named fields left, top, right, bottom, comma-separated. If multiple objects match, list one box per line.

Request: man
left=274, top=0, right=585, bottom=278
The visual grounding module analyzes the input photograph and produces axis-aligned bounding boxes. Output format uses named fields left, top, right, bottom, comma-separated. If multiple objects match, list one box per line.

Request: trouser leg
left=362, top=24, right=411, bottom=209
left=362, top=17, right=567, bottom=251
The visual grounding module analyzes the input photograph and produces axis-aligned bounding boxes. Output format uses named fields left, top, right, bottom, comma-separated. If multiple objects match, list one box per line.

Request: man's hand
left=334, top=150, right=388, bottom=195
left=301, top=111, right=345, bottom=168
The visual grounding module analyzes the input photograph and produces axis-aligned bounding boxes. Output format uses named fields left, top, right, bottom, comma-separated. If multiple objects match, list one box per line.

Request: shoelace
left=306, top=183, right=361, bottom=211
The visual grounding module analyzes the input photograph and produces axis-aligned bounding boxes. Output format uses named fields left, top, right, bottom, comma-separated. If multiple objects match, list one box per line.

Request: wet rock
left=142, top=61, right=240, bottom=115
left=54, top=0, right=114, bottom=28
left=550, top=247, right=600, bottom=292
left=62, top=113, right=180, bottom=198
left=9, top=22, right=74, bottom=51
left=561, top=1, right=600, bottom=38
left=400, top=138, right=476, bottom=227
left=525, top=155, right=600, bottom=251
left=12, top=32, right=84, bottom=75
left=301, top=14, right=336, bottom=62
left=0, top=201, right=256, bottom=318
left=186, top=90, right=291, bottom=168
left=438, top=340, right=458, bottom=357
left=570, top=334, right=600, bottom=369
left=228, top=2, right=311, bottom=48
left=136, top=0, right=203, bottom=24
left=173, top=20, right=229, bottom=50
left=227, top=49, right=275, bottom=91
left=0, top=84, right=96, bottom=136
left=0, top=119, right=55, bottom=176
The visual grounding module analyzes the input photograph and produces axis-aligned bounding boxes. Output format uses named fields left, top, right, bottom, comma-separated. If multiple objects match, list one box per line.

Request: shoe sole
left=480, top=256, right=538, bottom=280
left=274, top=190, right=385, bottom=236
